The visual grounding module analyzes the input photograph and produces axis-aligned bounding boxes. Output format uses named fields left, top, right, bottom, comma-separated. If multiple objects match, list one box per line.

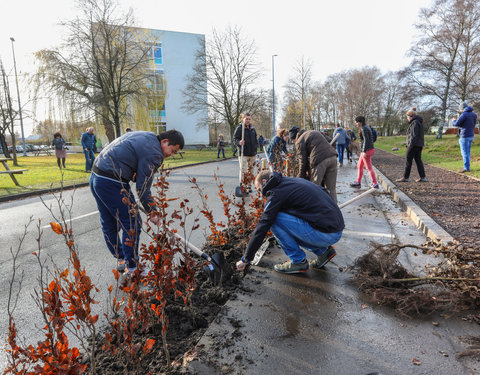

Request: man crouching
left=236, top=170, right=345, bottom=274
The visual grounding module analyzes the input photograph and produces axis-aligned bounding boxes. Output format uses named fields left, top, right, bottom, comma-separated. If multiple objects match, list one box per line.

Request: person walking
left=453, top=102, right=477, bottom=173
left=217, top=134, right=226, bottom=158
left=51, top=132, right=67, bottom=169
left=233, top=112, right=258, bottom=190
left=396, top=108, right=427, bottom=183
left=333, top=123, right=349, bottom=166
left=350, top=116, right=379, bottom=189
left=236, top=170, right=344, bottom=274
left=90, top=130, right=184, bottom=274
left=290, top=127, right=338, bottom=202
left=346, top=128, right=357, bottom=162
left=266, top=128, right=289, bottom=171
left=81, top=127, right=97, bottom=172
left=258, top=134, right=265, bottom=151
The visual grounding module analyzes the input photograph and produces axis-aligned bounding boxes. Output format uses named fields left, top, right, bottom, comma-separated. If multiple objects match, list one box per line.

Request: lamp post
left=10, top=37, right=26, bottom=157
left=271, top=54, right=278, bottom=139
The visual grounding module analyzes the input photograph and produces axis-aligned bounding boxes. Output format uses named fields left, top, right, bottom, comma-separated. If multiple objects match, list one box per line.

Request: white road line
left=41, top=210, right=99, bottom=229
left=343, top=229, right=393, bottom=238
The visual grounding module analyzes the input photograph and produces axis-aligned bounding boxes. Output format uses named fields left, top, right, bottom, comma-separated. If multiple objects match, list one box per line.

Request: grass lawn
left=0, top=148, right=230, bottom=197
left=375, top=134, right=480, bottom=178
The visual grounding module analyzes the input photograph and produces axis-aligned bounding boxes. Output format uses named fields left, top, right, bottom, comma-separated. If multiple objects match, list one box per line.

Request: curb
left=373, top=166, right=454, bottom=245
left=0, top=157, right=235, bottom=204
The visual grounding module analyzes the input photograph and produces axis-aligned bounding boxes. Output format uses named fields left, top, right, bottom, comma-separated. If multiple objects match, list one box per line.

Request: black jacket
left=359, top=125, right=374, bottom=152
left=406, top=115, right=424, bottom=148
left=244, top=172, right=345, bottom=261
left=234, top=124, right=258, bottom=156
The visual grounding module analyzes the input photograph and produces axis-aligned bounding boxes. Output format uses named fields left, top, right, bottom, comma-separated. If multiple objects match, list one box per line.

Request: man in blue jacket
left=90, top=130, right=184, bottom=274
left=454, top=102, right=477, bottom=172
left=236, top=170, right=344, bottom=274
left=333, top=123, right=349, bottom=166
left=81, top=127, right=97, bottom=172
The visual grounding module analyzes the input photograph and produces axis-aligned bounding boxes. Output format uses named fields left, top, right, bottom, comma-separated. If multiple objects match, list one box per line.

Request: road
left=0, top=158, right=237, bottom=370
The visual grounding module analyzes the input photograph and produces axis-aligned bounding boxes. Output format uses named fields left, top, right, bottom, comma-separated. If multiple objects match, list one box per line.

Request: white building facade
left=143, top=28, right=208, bottom=145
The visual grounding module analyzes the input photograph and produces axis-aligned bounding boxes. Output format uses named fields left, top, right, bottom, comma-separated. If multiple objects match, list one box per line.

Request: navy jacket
left=244, top=173, right=345, bottom=261
left=454, top=106, right=477, bottom=138
left=234, top=124, right=258, bottom=156
left=93, top=131, right=164, bottom=212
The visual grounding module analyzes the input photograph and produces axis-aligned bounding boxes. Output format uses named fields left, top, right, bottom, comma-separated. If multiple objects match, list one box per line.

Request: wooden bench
left=33, top=148, right=52, bottom=156
left=0, top=157, right=28, bottom=186
left=171, top=151, right=185, bottom=160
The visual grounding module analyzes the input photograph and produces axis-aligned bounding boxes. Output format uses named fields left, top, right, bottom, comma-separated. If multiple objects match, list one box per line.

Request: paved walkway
left=189, top=161, right=480, bottom=375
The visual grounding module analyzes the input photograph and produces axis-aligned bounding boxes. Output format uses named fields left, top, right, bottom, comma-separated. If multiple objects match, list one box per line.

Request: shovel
left=172, top=232, right=232, bottom=285
left=235, top=121, right=246, bottom=197
left=139, top=206, right=232, bottom=285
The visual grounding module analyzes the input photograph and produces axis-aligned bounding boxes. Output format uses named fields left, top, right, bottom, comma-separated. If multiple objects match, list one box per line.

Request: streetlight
left=272, top=54, right=277, bottom=139
left=10, top=37, right=26, bottom=157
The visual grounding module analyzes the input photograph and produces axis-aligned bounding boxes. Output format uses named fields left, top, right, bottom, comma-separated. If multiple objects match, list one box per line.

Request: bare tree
left=451, top=0, right=480, bottom=105
left=283, top=56, right=313, bottom=129
left=182, top=26, right=264, bottom=141
left=34, top=0, right=153, bottom=142
left=405, top=0, right=469, bottom=137
left=0, top=58, right=18, bottom=164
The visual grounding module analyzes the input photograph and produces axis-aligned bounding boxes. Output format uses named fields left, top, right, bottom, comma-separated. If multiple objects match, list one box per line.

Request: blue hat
left=460, top=102, right=468, bottom=111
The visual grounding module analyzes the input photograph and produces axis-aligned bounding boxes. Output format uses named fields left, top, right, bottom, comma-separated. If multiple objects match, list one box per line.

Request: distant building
left=130, top=28, right=208, bottom=145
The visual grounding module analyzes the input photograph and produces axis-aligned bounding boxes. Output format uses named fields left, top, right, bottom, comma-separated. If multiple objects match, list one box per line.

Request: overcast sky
left=0, top=0, right=433, bottom=135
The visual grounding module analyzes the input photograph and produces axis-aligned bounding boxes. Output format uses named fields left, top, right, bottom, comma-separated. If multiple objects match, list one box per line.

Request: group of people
left=86, top=103, right=476, bottom=277
left=50, top=127, right=98, bottom=171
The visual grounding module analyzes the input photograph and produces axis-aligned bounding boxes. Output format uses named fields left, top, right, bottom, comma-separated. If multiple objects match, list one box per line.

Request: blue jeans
left=89, top=173, right=141, bottom=269
left=217, top=148, right=225, bottom=158
left=84, top=149, right=95, bottom=171
left=271, top=212, right=343, bottom=263
left=336, top=144, right=345, bottom=164
left=459, top=137, right=474, bottom=171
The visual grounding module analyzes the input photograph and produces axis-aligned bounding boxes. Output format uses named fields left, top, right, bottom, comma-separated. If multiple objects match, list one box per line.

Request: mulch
left=372, top=148, right=480, bottom=246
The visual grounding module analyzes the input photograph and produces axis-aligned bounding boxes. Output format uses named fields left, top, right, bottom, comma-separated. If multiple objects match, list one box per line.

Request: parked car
left=7, top=145, right=23, bottom=153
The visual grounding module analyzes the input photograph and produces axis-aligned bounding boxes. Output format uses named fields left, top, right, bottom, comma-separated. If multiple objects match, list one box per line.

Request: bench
left=33, top=148, right=52, bottom=156
left=171, top=151, right=185, bottom=160
left=0, top=157, right=28, bottom=186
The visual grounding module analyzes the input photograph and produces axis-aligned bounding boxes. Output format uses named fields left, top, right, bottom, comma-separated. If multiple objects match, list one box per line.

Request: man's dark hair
left=157, top=129, right=185, bottom=149
left=355, top=116, right=366, bottom=125
left=244, top=112, right=251, bottom=117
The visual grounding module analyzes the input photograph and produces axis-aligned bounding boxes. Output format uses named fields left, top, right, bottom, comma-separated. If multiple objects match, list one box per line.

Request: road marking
left=343, top=229, right=393, bottom=238
left=41, top=210, right=99, bottom=229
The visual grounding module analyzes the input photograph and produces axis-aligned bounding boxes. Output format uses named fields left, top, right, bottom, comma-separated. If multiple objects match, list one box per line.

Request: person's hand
left=239, top=140, right=245, bottom=146
left=236, top=258, right=248, bottom=271
left=360, top=152, right=366, bottom=158
left=84, top=148, right=88, bottom=151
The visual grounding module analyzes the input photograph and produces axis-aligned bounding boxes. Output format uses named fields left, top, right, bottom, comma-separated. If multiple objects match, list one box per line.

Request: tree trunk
left=0, top=133, right=10, bottom=157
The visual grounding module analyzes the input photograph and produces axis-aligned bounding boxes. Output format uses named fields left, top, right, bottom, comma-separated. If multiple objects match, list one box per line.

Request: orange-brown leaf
left=50, top=222, right=63, bottom=235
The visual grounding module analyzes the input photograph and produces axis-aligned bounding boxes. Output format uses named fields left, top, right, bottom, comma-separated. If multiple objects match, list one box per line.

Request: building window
left=150, top=43, right=162, bottom=65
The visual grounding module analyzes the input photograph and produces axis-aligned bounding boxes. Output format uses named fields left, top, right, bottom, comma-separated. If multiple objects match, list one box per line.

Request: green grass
left=0, top=148, right=229, bottom=197
left=375, top=134, right=480, bottom=178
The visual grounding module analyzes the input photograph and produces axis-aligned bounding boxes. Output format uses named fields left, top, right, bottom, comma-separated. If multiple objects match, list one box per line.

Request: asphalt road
left=0, top=158, right=238, bottom=370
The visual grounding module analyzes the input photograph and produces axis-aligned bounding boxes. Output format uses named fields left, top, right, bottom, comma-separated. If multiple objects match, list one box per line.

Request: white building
left=140, top=28, right=208, bottom=145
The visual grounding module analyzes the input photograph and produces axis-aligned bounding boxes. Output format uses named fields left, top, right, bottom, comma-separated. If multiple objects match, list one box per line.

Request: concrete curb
left=0, top=157, right=235, bottom=204
left=373, top=165, right=455, bottom=245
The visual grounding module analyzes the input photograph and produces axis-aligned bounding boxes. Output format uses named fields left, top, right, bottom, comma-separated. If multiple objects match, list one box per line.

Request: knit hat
left=459, top=102, right=468, bottom=111
left=289, top=126, right=300, bottom=140
left=406, top=107, right=417, bottom=116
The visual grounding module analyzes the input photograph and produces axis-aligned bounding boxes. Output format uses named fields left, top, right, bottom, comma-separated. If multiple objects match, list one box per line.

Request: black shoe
left=310, top=246, right=337, bottom=269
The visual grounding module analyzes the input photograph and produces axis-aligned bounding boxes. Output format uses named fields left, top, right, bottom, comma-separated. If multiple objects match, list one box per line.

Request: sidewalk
left=188, top=161, right=480, bottom=375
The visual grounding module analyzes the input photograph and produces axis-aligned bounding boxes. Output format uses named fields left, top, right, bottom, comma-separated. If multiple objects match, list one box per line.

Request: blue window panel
left=154, top=46, right=162, bottom=65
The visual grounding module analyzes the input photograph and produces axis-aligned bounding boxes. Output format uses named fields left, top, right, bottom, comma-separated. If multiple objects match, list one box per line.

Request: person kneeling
left=236, top=171, right=345, bottom=274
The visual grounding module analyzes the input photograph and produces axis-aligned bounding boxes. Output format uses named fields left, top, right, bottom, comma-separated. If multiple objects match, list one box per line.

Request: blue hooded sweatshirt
left=454, top=106, right=477, bottom=138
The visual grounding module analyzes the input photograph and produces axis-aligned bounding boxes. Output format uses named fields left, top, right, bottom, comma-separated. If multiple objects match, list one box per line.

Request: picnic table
left=33, top=147, right=52, bottom=156
left=0, top=157, right=27, bottom=186
left=171, top=151, right=185, bottom=160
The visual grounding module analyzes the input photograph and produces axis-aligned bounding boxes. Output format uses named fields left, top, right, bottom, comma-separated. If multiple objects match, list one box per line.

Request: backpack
left=371, top=128, right=377, bottom=142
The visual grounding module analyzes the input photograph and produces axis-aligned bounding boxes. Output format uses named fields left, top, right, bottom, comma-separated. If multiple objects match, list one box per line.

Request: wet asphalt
left=189, top=159, right=480, bottom=375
